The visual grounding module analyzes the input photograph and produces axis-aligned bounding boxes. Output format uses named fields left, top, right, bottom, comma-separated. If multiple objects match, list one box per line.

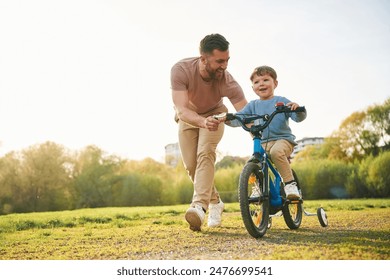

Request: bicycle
left=215, top=102, right=328, bottom=238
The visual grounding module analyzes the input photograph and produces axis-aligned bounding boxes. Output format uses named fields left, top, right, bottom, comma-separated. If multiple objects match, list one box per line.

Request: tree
left=216, top=155, right=247, bottom=169
left=367, top=97, right=390, bottom=152
left=330, top=98, right=389, bottom=161
left=20, top=142, right=73, bottom=212
left=293, top=137, right=348, bottom=162
left=333, top=111, right=374, bottom=160
left=70, top=145, right=122, bottom=208
left=0, top=152, right=24, bottom=214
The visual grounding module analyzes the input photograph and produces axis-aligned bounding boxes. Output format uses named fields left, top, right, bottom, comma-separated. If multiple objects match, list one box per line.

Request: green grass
left=0, top=199, right=389, bottom=260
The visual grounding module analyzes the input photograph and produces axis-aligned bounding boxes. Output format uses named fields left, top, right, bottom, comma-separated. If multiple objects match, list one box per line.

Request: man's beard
left=205, top=64, right=224, bottom=80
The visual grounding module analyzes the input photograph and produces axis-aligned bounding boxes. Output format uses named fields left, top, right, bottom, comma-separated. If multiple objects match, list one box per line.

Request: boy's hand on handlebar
left=286, top=102, right=300, bottom=111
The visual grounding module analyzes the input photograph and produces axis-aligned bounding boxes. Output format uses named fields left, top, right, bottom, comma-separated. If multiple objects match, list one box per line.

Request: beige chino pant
left=178, top=118, right=224, bottom=211
left=262, top=139, right=295, bottom=183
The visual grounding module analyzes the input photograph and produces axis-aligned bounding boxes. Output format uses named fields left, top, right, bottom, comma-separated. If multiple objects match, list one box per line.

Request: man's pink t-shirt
left=171, top=57, right=245, bottom=115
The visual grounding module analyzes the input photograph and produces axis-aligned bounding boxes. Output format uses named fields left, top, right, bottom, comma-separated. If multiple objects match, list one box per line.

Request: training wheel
left=317, top=207, right=328, bottom=227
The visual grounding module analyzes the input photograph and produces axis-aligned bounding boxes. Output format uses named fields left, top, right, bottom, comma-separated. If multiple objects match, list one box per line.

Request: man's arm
left=229, top=98, right=251, bottom=130
left=232, top=98, right=247, bottom=111
left=172, top=89, right=205, bottom=128
left=172, top=89, right=221, bottom=130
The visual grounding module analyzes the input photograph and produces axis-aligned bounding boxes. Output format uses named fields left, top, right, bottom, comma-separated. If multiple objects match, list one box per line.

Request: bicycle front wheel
left=238, top=162, right=269, bottom=238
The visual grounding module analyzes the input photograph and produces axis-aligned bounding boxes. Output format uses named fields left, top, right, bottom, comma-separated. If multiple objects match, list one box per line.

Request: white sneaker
left=250, top=186, right=261, bottom=198
left=284, top=181, right=301, bottom=200
left=185, top=205, right=205, bottom=231
left=207, top=201, right=224, bottom=227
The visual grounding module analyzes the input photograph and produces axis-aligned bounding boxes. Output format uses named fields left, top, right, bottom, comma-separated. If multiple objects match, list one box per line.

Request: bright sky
left=0, top=0, right=389, bottom=162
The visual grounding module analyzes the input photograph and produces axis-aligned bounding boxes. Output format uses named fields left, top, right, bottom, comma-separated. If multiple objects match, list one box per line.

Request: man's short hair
left=199, top=34, right=229, bottom=54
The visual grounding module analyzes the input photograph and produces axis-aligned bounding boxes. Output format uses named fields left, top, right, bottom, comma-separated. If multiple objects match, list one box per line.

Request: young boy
left=229, top=65, right=306, bottom=199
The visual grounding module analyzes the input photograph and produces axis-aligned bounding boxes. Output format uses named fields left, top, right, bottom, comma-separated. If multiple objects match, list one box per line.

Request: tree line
left=291, top=97, right=389, bottom=198
left=0, top=98, right=389, bottom=214
left=0, top=144, right=195, bottom=214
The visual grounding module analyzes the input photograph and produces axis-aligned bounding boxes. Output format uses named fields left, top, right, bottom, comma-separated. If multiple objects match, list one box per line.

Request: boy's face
left=251, top=74, right=278, bottom=100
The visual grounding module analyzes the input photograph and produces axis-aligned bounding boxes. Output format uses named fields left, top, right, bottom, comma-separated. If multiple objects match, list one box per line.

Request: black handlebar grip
left=294, top=106, right=306, bottom=112
left=226, top=113, right=236, bottom=121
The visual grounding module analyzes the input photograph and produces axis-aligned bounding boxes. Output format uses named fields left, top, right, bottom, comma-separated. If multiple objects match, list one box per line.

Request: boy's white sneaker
left=207, top=201, right=224, bottom=227
left=250, top=186, right=261, bottom=198
left=185, top=205, right=205, bottom=231
left=284, top=181, right=301, bottom=200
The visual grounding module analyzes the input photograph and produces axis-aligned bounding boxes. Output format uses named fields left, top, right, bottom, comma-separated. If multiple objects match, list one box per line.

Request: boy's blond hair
left=250, top=66, right=277, bottom=81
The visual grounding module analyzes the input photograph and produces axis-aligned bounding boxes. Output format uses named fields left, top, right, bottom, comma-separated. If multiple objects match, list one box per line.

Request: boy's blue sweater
left=229, top=96, right=307, bottom=145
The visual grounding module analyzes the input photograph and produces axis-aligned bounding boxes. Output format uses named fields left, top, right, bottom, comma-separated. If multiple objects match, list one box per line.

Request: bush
left=292, top=159, right=354, bottom=199
left=359, top=151, right=390, bottom=197
left=345, top=166, right=368, bottom=198
left=214, top=164, right=242, bottom=202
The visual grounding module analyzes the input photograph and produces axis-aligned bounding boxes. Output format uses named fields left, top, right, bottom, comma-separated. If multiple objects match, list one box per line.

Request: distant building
left=165, top=143, right=181, bottom=167
left=291, top=137, right=325, bottom=159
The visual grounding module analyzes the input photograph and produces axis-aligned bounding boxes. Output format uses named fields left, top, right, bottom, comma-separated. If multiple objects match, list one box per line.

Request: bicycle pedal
left=248, top=196, right=261, bottom=203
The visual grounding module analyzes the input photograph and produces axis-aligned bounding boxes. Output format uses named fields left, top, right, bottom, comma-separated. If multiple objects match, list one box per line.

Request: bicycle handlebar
left=216, top=102, right=305, bottom=134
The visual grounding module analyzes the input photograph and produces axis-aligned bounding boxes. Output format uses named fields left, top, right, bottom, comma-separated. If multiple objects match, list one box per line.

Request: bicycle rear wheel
left=238, top=162, right=269, bottom=238
left=282, top=169, right=303, bottom=229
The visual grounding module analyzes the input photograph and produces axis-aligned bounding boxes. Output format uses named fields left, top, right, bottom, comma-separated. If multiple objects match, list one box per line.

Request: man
left=171, top=34, right=247, bottom=231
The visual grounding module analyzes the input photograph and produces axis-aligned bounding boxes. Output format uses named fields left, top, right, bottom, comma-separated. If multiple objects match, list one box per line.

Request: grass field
left=0, top=199, right=389, bottom=260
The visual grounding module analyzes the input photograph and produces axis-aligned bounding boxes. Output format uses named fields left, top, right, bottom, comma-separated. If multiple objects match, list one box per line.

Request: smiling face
left=251, top=73, right=278, bottom=100
left=200, top=49, right=230, bottom=81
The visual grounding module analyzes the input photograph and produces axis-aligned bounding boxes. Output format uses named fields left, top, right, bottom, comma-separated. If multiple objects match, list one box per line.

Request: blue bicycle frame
left=253, top=136, right=283, bottom=208
left=217, top=104, right=328, bottom=238
left=220, top=103, right=306, bottom=208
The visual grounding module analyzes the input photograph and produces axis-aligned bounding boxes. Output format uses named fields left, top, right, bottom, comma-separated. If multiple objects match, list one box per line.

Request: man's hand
left=204, top=116, right=223, bottom=131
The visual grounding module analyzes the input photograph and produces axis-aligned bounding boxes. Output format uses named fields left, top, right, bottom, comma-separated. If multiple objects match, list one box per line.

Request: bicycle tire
left=317, top=207, right=328, bottom=227
left=238, top=162, right=269, bottom=238
left=282, top=169, right=303, bottom=229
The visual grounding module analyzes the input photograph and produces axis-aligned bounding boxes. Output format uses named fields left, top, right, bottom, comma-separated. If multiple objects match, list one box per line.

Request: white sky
left=0, top=0, right=389, bottom=162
